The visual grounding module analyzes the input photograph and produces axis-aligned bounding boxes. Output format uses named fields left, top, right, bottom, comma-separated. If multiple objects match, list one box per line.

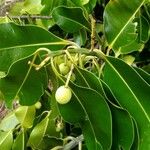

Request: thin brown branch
left=0, top=15, right=52, bottom=20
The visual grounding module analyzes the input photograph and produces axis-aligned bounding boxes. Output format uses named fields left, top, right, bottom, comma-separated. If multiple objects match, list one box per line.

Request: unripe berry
left=59, top=63, right=70, bottom=75
left=35, top=101, right=42, bottom=109
left=55, top=86, right=72, bottom=104
left=123, top=55, right=135, bottom=65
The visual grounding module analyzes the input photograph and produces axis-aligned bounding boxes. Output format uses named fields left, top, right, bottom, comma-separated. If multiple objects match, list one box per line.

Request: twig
left=90, top=15, right=96, bottom=51
left=0, top=15, right=52, bottom=20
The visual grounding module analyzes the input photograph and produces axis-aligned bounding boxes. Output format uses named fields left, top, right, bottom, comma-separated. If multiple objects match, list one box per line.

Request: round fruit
left=35, top=101, right=42, bottom=109
left=123, top=55, right=135, bottom=65
left=55, top=86, right=72, bottom=104
left=59, top=63, right=70, bottom=75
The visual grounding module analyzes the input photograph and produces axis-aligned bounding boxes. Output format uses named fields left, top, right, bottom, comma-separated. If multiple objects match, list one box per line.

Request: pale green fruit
left=55, top=86, right=72, bottom=104
left=34, top=101, right=42, bottom=109
left=59, top=63, right=70, bottom=75
left=123, top=55, right=135, bottom=65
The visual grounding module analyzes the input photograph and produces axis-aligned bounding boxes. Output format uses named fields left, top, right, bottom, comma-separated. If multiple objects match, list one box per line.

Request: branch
left=0, top=15, right=52, bottom=20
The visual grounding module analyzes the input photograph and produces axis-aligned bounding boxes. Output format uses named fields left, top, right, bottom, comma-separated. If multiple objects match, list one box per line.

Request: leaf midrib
left=0, top=130, right=12, bottom=146
left=106, top=59, right=150, bottom=122
left=55, top=13, right=91, bottom=32
left=110, top=1, right=145, bottom=48
left=73, top=90, right=101, bottom=149
left=0, top=41, right=68, bottom=51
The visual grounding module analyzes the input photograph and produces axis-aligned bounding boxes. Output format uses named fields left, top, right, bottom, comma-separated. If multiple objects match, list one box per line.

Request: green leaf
left=104, top=0, right=145, bottom=54
left=0, top=17, right=12, bottom=24
left=41, top=0, right=66, bottom=15
left=0, top=112, right=19, bottom=131
left=74, top=67, right=104, bottom=97
left=9, top=2, right=24, bottom=15
left=100, top=79, right=119, bottom=106
left=15, top=106, right=35, bottom=128
left=36, top=136, right=63, bottom=150
left=0, top=56, right=48, bottom=106
left=134, top=67, right=150, bottom=85
left=40, top=0, right=67, bottom=28
left=71, top=0, right=89, bottom=6
left=52, top=6, right=90, bottom=33
left=0, top=130, right=13, bottom=150
left=58, top=84, right=112, bottom=150
left=21, top=0, right=44, bottom=14
left=110, top=103, right=134, bottom=150
left=118, top=38, right=144, bottom=55
left=73, top=28, right=87, bottom=46
left=70, top=0, right=97, bottom=13
left=131, top=119, right=140, bottom=150
left=103, top=56, right=150, bottom=149
left=80, top=120, right=103, bottom=150
left=84, top=0, right=97, bottom=13
left=0, top=23, right=68, bottom=74
left=12, top=131, right=25, bottom=150
left=136, top=15, right=150, bottom=43
left=28, top=112, right=50, bottom=149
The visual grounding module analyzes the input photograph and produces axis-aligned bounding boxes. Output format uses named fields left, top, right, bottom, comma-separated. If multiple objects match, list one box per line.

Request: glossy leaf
left=131, top=119, right=140, bottom=150
left=0, top=112, right=19, bottom=131
left=0, top=23, right=68, bottom=74
left=28, top=112, right=50, bottom=149
left=40, top=0, right=67, bottom=28
left=15, top=106, right=35, bottom=128
left=58, top=84, right=112, bottom=150
left=110, top=103, right=134, bottom=150
left=84, top=0, right=97, bottom=13
left=45, top=95, right=60, bottom=137
left=118, top=38, right=143, bottom=55
left=134, top=67, right=150, bottom=85
left=103, top=56, right=150, bottom=149
left=74, top=67, right=104, bottom=97
left=36, top=136, right=63, bottom=150
left=71, top=0, right=97, bottom=13
left=70, top=0, right=89, bottom=6
left=52, top=6, right=90, bottom=33
left=0, top=56, right=48, bottom=106
left=136, top=15, right=149, bottom=43
left=73, top=28, right=87, bottom=46
left=100, top=79, right=119, bottom=106
left=0, top=130, right=13, bottom=150
left=104, top=0, right=145, bottom=54
left=41, top=0, right=66, bottom=15
left=12, top=131, right=25, bottom=150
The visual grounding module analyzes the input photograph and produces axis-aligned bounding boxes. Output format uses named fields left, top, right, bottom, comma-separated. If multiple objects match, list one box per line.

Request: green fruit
left=0, top=71, right=6, bottom=78
left=54, top=56, right=64, bottom=65
left=55, top=86, right=72, bottom=104
left=35, top=101, right=42, bottom=109
left=123, top=55, right=135, bottom=65
left=59, top=63, right=70, bottom=75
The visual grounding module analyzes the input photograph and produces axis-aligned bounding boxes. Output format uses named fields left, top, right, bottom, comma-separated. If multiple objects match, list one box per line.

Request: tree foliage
left=0, top=0, right=150, bottom=149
